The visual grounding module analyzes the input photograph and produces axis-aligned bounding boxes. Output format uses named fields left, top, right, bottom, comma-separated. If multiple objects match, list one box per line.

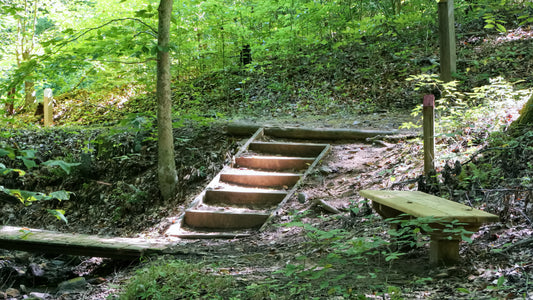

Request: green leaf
left=20, top=149, right=37, bottom=158
left=49, top=190, right=71, bottom=201
left=0, top=148, right=16, bottom=159
left=496, top=275, right=505, bottom=288
left=21, top=158, right=37, bottom=169
left=461, top=234, right=473, bottom=243
left=42, top=160, right=81, bottom=175
left=495, top=23, right=506, bottom=32
left=47, top=209, right=68, bottom=224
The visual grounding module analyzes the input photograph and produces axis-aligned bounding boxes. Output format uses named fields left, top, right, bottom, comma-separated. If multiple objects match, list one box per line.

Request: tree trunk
left=24, top=80, right=35, bottom=109
left=6, top=87, right=16, bottom=115
left=156, top=0, right=177, bottom=201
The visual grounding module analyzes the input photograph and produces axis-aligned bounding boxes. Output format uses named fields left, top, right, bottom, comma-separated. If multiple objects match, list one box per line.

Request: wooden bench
left=359, top=190, right=499, bottom=265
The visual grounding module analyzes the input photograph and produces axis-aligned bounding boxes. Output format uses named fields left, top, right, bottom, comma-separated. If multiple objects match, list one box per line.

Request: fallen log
left=225, top=123, right=398, bottom=140
left=0, top=226, right=168, bottom=259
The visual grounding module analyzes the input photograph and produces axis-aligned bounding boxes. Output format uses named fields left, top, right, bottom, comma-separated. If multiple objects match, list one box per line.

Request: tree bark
left=5, top=88, right=16, bottom=115
left=156, top=0, right=177, bottom=201
left=24, top=80, right=35, bottom=109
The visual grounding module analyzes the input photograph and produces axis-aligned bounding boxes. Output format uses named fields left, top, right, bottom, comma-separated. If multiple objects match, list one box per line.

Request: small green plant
left=387, top=215, right=475, bottom=246
left=275, top=211, right=392, bottom=297
left=119, top=259, right=234, bottom=300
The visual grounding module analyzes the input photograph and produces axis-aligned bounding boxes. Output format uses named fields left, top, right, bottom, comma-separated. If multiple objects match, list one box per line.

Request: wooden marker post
left=423, top=95, right=435, bottom=175
left=44, top=88, right=53, bottom=127
left=438, top=0, right=456, bottom=82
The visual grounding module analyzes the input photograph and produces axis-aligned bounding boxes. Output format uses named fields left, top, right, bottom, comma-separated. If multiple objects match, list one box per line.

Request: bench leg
left=429, top=234, right=460, bottom=265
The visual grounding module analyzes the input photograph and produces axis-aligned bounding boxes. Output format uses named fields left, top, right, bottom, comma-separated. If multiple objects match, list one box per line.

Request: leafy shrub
left=0, top=144, right=75, bottom=223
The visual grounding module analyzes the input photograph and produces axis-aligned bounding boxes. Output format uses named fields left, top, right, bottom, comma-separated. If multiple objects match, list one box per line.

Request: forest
left=0, top=0, right=532, bottom=299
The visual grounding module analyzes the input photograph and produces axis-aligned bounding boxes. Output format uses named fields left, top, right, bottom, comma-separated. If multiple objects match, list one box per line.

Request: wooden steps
left=166, top=127, right=331, bottom=238
left=0, top=125, right=399, bottom=255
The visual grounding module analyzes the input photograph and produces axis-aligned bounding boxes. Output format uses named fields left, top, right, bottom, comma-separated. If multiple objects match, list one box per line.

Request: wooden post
left=423, top=95, right=435, bottom=175
left=43, top=88, right=53, bottom=127
left=438, top=0, right=456, bottom=82
left=430, top=234, right=460, bottom=265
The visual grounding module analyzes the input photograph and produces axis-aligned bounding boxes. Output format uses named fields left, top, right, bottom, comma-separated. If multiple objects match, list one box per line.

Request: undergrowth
left=119, top=258, right=235, bottom=300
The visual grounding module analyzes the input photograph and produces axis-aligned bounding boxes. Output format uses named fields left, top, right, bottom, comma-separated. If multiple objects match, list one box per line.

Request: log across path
left=225, top=123, right=398, bottom=140
left=0, top=226, right=168, bottom=259
left=0, top=125, right=399, bottom=258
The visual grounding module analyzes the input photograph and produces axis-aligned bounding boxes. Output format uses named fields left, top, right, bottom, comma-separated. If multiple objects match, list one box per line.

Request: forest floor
left=1, top=107, right=532, bottom=299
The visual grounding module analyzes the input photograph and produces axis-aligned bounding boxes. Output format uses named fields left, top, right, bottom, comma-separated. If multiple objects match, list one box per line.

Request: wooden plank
left=430, top=233, right=460, bottom=265
left=204, top=188, right=287, bottom=208
left=165, top=221, right=252, bottom=238
left=184, top=210, right=270, bottom=229
left=220, top=171, right=302, bottom=188
left=226, top=124, right=397, bottom=140
left=359, top=190, right=499, bottom=223
left=248, top=142, right=327, bottom=157
left=234, top=156, right=314, bottom=171
left=0, top=226, right=167, bottom=259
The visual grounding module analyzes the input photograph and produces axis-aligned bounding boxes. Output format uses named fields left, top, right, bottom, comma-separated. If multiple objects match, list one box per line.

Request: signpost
left=423, top=94, right=435, bottom=175
left=44, top=88, right=53, bottom=127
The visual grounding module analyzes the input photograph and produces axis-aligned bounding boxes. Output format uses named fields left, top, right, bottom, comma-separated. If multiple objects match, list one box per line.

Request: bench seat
left=359, top=190, right=499, bottom=265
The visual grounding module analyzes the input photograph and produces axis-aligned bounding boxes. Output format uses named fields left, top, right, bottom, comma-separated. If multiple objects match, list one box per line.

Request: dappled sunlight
left=494, top=27, right=533, bottom=44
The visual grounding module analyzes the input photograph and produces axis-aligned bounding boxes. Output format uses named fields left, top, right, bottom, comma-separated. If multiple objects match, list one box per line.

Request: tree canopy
left=1, top=0, right=530, bottom=112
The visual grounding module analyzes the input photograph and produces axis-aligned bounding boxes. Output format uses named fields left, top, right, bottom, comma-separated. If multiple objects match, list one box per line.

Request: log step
left=234, top=156, right=314, bottom=171
left=184, top=210, right=270, bottom=229
left=219, top=171, right=301, bottom=188
left=204, top=188, right=287, bottom=208
left=248, top=142, right=328, bottom=157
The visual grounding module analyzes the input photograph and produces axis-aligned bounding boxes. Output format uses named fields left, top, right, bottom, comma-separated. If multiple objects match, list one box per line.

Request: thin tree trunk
left=156, top=0, right=177, bottom=201
left=6, top=87, right=16, bottom=115
left=24, top=80, right=35, bottom=109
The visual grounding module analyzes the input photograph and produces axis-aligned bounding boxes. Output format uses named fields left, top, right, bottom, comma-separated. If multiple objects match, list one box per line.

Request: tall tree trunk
left=156, top=0, right=178, bottom=201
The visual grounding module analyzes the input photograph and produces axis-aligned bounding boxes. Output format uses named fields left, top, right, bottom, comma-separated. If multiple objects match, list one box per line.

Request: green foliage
left=271, top=210, right=407, bottom=297
left=401, top=75, right=530, bottom=137
left=389, top=215, right=474, bottom=244
left=471, top=0, right=533, bottom=32
left=256, top=210, right=477, bottom=298
left=0, top=144, right=74, bottom=223
left=119, top=259, right=234, bottom=300
left=0, top=186, right=70, bottom=205
left=42, top=160, right=81, bottom=175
